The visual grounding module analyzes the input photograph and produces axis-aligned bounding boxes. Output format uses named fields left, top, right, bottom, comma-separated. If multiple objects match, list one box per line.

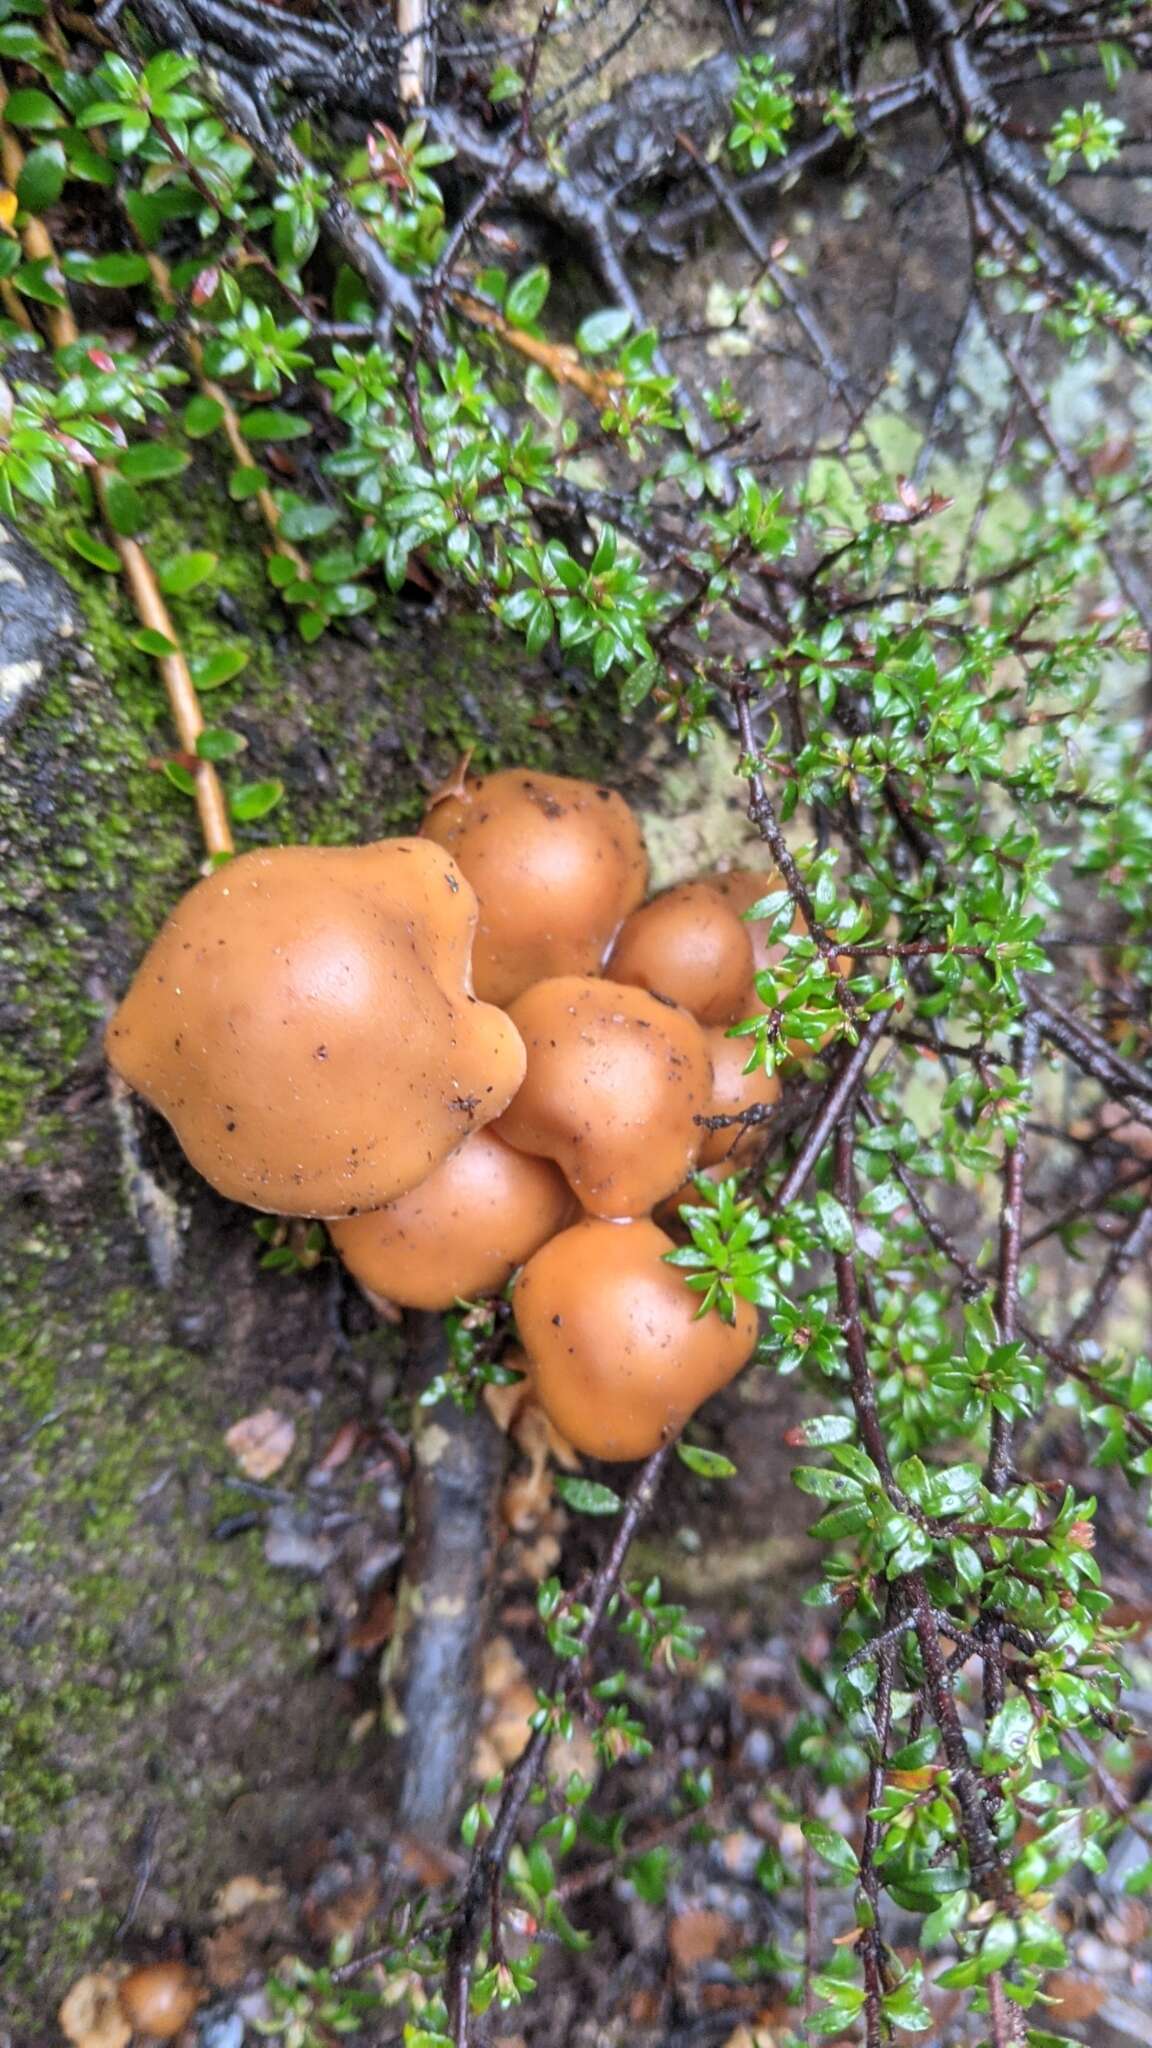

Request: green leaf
left=977, top=1914, right=1018, bottom=1975
left=12, top=257, right=65, bottom=306
left=196, top=727, right=247, bottom=761
left=230, top=777, right=284, bottom=822
left=577, top=307, right=631, bottom=354
left=101, top=476, right=146, bottom=537
left=553, top=1476, right=622, bottom=1516
left=240, top=408, right=310, bottom=442
left=16, top=141, right=66, bottom=212
left=0, top=22, right=47, bottom=62
left=182, top=395, right=226, bottom=439
left=4, top=87, right=65, bottom=130
left=789, top=1414, right=854, bottom=1447
left=158, top=550, right=217, bottom=596
left=815, top=1192, right=854, bottom=1254
left=984, top=1695, right=1035, bottom=1773
left=677, top=1443, right=737, bottom=1479
left=505, top=264, right=550, bottom=327
left=887, top=1733, right=940, bottom=1772
left=793, top=1466, right=863, bottom=1501
left=124, top=182, right=200, bottom=242
left=162, top=760, right=197, bottom=796
left=189, top=645, right=249, bottom=691
left=801, top=1817, right=858, bottom=1878
left=66, top=250, right=152, bottom=288
left=118, top=443, right=191, bottom=483
left=131, top=627, right=179, bottom=657
left=229, top=465, right=266, bottom=501
left=65, top=528, right=120, bottom=572
left=278, top=500, right=341, bottom=541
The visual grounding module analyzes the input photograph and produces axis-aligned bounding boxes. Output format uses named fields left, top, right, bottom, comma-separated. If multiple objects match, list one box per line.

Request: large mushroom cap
left=330, top=1129, right=573, bottom=1311
left=514, top=1217, right=758, bottom=1460
left=605, top=880, right=755, bottom=1025
left=698, top=1026, right=782, bottom=1165
left=421, top=768, right=648, bottom=1005
left=106, top=839, right=526, bottom=1217
left=494, top=975, right=713, bottom=1220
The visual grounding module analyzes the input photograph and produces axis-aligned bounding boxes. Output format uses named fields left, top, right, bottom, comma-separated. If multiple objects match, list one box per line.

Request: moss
left=1, top=436, right=634, bottom=2026
left=0, top=1268, right=319, bottom=2017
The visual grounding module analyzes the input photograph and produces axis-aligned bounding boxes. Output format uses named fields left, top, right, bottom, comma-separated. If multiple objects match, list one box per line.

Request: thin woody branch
left=0, top=84, right=232, bottom=861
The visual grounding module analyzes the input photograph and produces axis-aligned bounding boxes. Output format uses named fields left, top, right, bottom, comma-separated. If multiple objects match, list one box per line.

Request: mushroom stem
left=382, top=1311, right=506, bottom=1848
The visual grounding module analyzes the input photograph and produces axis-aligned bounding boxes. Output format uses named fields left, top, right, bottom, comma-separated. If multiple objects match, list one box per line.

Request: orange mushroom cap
left=514, top=1216, right=758, bottom=1460
left=605, top=880, right=755, bottom=1026
left=117, top=1963, right=200, bottom=2040
left=105, top=840, right=526, bottom=1217
left=421, top=769, right=648, bottom=1005
left=330, top=1129, right=573, bottom=1311
left=706, top=866, right=806, bottom=1016
left=494, top=975, right=713, bottom=1219
left=698, top=1026, right=782, bottom=1165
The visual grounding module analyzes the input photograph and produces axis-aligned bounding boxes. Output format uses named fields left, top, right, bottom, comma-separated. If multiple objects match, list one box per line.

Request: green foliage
left=727, top=54, right=796, bottom=171
left=4, top=10, right=1152, bottom=2039
left=1046, top=100, right=1126, bottom=181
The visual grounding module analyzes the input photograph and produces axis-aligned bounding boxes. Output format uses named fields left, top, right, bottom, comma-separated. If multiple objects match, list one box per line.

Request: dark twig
left=1062, top=1198, right=1152, bottom=1350
left=987, top=1017, right=1039, bottom=1492
left=114, top=1808, right=161, bottom=1939
left=835, top=1117, right=897, bottom=1487
left=734, top=685, right=863, bottom=1023
left=444, top=1443, right=672, bottom=2046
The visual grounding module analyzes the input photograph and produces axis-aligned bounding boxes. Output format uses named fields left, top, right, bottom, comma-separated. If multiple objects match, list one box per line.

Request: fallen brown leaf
left=1045, top=1973, right=1107, bottom=2021
left=347, top=1583, right=396, bottom=1653
left=669, top=1907, right=733, bottom=1969
left=302, top=1859, right=380, bottom=1944
left=309, top=1419, right=362, bottom=1478
left=58, top=1971, right=131, bottom=2048
left=211, top=1874, right=286, bottom=1923
left=203, top=1923, right=252, bottom=1991
left=225, top=1408, right=296, bottom=1480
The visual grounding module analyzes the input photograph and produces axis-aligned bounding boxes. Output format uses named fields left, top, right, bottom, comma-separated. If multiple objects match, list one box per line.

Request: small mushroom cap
left=698, top=1027, right=782, bottom=1165
left=514, top=1217, right=758, bottom=1460
left=708, top=867, right=848, bottom=1055
left=106, top=840, right=526, bottom=1217
left=421, top=769, right=649, bottom=1005
left=330, top=1129, right=574, bottom=1311
left=117, top=1962, right=200, bottom=2039
left=494, top=975, right=713, bottom=1220
left=605, top=880, right=755, bottom=1026
left=706, top=866, right=806, bottom=1015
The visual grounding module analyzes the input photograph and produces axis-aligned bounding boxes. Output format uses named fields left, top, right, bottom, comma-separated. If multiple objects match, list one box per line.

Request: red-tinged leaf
left=53, top=433, right=96, bottom=466
left=310, top=1420, right=362, bottom=1478
left=191, top=264, right=219, bottom=305
left=86, top=349, right=115, bottom=372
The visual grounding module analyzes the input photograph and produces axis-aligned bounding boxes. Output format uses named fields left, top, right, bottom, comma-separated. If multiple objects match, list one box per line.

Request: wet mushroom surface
left=605, top=879, right=755, bottom=1025
left=106, top=839, right=526, bottom=1217
left=329, top=1128, right=574, bottom=1311
left=513, top=1216, right=759, bottom=1461
left=421, top=768, right=649, bottom=1005
left=494, top=974, right=714, bottom=1219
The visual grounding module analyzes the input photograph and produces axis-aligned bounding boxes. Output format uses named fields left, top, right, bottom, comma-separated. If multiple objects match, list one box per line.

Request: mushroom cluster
left=108, top=767, right=797, bottom=1462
